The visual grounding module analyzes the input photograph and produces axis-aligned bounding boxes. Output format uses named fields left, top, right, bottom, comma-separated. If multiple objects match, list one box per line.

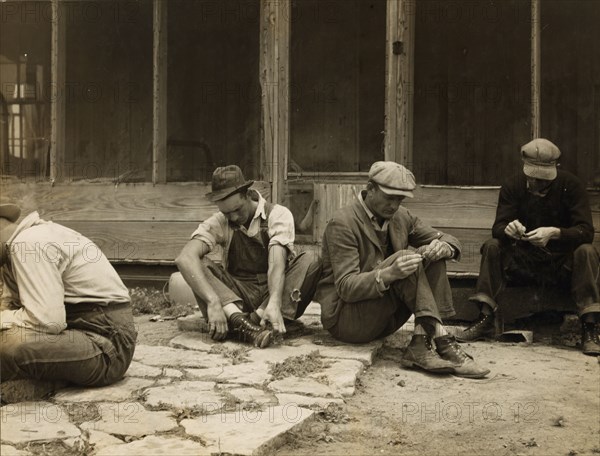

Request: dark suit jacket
left=315, top=196, right=462, bottom=329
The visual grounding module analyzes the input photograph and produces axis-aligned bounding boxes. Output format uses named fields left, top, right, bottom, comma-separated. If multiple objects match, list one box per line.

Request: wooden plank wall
left=1, top=180, right=271, bottom=263
left=313, top=183, right=600, bottom=277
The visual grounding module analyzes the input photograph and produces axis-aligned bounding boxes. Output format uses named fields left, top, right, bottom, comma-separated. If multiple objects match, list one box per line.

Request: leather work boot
left=581, top=322, right=600, bottom=356
left=456, top=312, right=495, bottom=342
left=434, top=335, right=490, bottom=379
left=229, top=312, right=273, bottom=348
left=400, top=335, right=456, bottom=374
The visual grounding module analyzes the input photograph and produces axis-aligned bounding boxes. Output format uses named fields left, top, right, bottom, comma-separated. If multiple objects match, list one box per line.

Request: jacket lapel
left=351, top=200, right=383, bottom=254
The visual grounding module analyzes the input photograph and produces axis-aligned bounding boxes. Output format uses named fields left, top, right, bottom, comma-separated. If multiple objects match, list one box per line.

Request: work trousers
left=1, top=302, right=137, bottom=386
left=472, top=239, right=600, bottom=317
left=182, top=252, right=323, bottom=320
left=328, top=250, right=456, bottom=344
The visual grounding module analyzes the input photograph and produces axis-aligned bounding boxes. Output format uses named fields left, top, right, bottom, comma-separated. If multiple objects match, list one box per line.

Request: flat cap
left=521, top=138, right=561, bottom=181
left=368, top=161, right=416, bottom=198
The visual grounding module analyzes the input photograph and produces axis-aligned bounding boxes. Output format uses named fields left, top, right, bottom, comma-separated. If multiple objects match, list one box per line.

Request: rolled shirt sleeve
left=190, top=213, right=227, bottom=251
left=267, top=205, right=295, bottom=252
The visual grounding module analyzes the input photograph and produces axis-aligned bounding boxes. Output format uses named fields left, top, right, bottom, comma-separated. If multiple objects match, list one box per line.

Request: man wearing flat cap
left=315, top=161, right=489, bottom=378
left=174, top=165, right=322, bottom=348
left=458, top=138, right=600, bottom=356
left=0, top=203, right=136, bottom=386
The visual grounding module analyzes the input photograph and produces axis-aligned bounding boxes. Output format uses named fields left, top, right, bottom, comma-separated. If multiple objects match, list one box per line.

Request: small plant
left=269, top=351, right=328, bottom=380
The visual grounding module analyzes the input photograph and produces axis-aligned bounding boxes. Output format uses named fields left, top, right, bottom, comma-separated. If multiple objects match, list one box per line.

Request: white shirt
left=190, top=190, right=295, bottom=270
left=1, top=212, right=130, bottom=334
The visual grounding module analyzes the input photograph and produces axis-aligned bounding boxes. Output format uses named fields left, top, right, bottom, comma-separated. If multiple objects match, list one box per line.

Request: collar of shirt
left=359, top=192, right=389, bottom=232
left=7, top=211, right=44, bottom=245
left=231, top=190, right=267, bottom=238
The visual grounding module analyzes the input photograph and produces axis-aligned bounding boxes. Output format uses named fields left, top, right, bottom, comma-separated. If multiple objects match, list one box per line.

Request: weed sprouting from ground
left=268, top=350, right=328, bottom=380
left=129, top=286, right=196, bottom=317
left=209, top=345, right=251, bottom=364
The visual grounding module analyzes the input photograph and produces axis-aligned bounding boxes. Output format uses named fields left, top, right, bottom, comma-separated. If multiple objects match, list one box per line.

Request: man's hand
left=206, top=301, right=228, bottom=340
left=417, top=239, right=454, bottom=262
left=522, top=227, right=560, bottom=247
left=387, top=252, right=423, bottom=281
left=505, top=219, right=527, bottom=240
left=261, top=299, right=286, bottom=334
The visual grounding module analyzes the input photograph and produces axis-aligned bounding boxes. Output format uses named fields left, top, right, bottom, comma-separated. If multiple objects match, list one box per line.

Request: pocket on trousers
left=82, top=330, right=118, bottom=363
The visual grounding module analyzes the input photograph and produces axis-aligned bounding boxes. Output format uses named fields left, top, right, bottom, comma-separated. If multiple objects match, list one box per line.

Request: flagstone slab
left=144, top=381, right=224, bottom=411
left=0, top=445, right=29, bottom=456
left=181, top=405, right=314, bottom=455
left=309, top=359, right=365, bottom=396
left=245, top=344, right=319, bottom=365
left=289, top=336, right=383, bottom=366
left=221, top=387, right=278, bottom=406
left=0, top=402, right=81, bottom=444
left=133, top=345, right=230, bottom=368
left=95, top=435, right=208, bottom=456
left=54, top=377, right=153, bottom=403
left=267, top=377, right=342, bottom=398
left=169, top=333, right=215, bottom=352
left=87, top=430, right=124, bottom=448
left=186, top=362, right=272, bottom=385
left=126, top=361, right=163, bottom=378
left=81, top=402, right=177, bottom=437
left=275, top=393, right=345, bottom=409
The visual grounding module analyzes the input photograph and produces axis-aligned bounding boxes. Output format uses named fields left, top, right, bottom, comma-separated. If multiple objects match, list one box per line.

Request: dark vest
left=226, top=201, right=273, bottom=279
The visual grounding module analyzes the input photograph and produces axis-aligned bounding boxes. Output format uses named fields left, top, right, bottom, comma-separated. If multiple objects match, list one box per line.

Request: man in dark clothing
left=458, top=138, right=600, bottom=356
left=174, top=165, right=322, bottom=348
left=315, top=161, right=489, bottom=378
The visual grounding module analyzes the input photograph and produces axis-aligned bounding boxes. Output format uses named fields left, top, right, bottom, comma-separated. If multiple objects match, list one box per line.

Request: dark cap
left=521, top=138, right=561, bottom=181
left=368, top=161, right=416, bottom=198
left=205, top=165, right=254, bottom=202
left=0, top=203, right=21, bottom=223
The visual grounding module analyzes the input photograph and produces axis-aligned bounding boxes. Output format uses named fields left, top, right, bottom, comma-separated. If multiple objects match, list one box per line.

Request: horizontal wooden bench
left=2, top=179, right=598, bottom=279
left=313, top=183, right=600, bottom=277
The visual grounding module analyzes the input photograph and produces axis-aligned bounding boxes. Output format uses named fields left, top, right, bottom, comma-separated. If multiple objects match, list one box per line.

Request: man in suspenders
left=174, top=165, right=322, bottom=348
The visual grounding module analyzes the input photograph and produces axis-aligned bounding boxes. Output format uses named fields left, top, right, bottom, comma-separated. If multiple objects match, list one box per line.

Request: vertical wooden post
left=50, top=0, right=65, bottom=182
left=152, top=0, right=167, bottom=184
left=384, top=0, right=415, bottom=166
left=260, top=0, right=290, bottom=204
left=531, top=0, right=541, bottom=139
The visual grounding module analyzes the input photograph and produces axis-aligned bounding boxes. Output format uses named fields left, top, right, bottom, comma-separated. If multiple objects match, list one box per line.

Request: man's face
left=216, top=193, right=253, bottom=227
left=365, top=184, right=405, bottom=220
left=526, top=176, right=553, bottom=195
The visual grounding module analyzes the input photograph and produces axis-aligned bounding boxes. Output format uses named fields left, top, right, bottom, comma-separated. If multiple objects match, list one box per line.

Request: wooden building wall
left=1, top=0, right=599, bottom=279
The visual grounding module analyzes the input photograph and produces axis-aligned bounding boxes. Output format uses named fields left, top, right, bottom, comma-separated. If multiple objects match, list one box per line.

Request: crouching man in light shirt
left=0, top=203, right=136, bottom=386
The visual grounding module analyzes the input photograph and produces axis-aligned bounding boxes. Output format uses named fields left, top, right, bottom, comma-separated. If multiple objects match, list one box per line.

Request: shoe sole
left=449, top=368, right=491, bottom=379
left=255, top=331, right=273, bottom=349
left=400, top=359, right=454, bottom=374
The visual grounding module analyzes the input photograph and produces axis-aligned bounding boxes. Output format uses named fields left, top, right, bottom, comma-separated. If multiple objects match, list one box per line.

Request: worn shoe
left=456, top=312, right=495, bottom=342
left=229, top=312, right=273, bottom=348
left=582, top=322, right=600, bottom=356
left=400, top=335, right=456, bottom=374
left=435, top=335, right=490, bottom=379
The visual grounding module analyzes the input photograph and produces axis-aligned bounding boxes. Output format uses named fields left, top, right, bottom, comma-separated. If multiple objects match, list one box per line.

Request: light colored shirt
left=190, top=190, right=295, bottom=270
left=1, top=212, right=130, bottom=334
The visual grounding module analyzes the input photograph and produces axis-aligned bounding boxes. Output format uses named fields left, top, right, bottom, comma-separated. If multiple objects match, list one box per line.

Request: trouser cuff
left=469, top=293, right=497, bottom=312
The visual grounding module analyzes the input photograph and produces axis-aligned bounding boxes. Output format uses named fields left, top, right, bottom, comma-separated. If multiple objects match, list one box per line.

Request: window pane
left=290, top=0, right=386, bottom=173
left=0, top=1, right=51, bottom=179
left=65, top=1, right=153, bottom=181
left=167, top=0, right=261, bottom=182
left=413, top=0, right=531, bottom=185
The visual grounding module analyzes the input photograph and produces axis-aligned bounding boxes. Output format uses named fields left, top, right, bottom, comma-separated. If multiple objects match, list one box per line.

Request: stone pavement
left=1, top=303, right=401, bottom=455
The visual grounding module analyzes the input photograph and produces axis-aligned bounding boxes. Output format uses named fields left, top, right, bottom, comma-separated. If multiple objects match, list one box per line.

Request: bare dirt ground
left=130, top=287, right=600, bottom=456
left=274, top=334, right=600, bottom=456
